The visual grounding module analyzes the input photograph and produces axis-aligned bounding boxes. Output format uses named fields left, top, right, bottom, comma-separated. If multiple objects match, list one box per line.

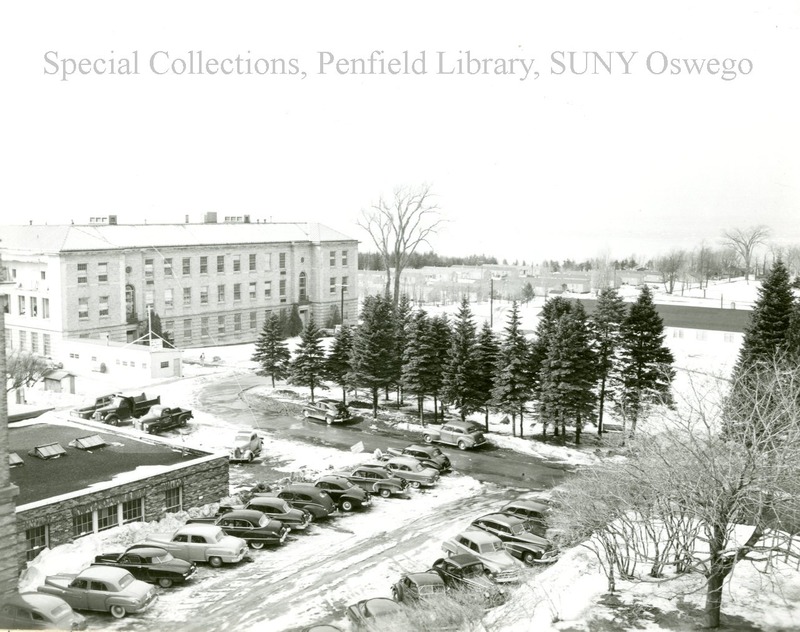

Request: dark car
left=0, top=592, right=87, bottom=630
left=391, top=572, right=447, bottom=603
left=423, top=420, right=487, bottom=450
left=499, top=499, right=551, bottom=535
left=93, top=545, right=196, bottom=588
left=314, top=475, right=372, bottom=511
left=385, top=444, right=452, bottom=473
left=429, top=554, right=506, bottom=607
left=469, top=513, right=558, bottom=564
left=341, top=467, right=408, bottom=498
left=345, top=597, right=406, bottom=631
left=260, top=484, right=336, bottom=520
left=187, top=509, right=289, bottom=549
left=238, top=497, right=312, bottom=530
left=302, top=398, right=352, bottom=424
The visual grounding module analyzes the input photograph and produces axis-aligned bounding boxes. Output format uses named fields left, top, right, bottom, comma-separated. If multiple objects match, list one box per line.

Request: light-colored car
left=140, top=524, right=249, bottom=567
left=442, top=531, right=520, bottom=583
left=302, top=398, right=353, bottom=424
left=0, top=592, right=87, bottom=630
left=423, top=421, right=487, bottom=450
left=372, top=456, right=439, bottom=488
left=37, top=566, right=157, bottom=619
left=229, top=430, right=263, bottom=463
left=469, top=514, right=558, bottom=564
left=385, top=444, right=452, bottom=472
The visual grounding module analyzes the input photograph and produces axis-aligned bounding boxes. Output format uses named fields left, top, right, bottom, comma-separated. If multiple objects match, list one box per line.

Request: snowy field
left=12, top=278, right=800, bottom=631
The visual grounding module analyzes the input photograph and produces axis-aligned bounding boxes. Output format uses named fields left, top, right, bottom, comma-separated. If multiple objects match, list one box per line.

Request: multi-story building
left=1, top=215, right=358, bottom=356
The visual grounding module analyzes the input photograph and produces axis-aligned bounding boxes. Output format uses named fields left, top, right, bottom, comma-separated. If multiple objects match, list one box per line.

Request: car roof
left=406, top=572, right=445, bottom=586
left=77, top=565, right=131, bottom=581
left=282, top=483, right=326, bottom=494
left=177, top=524, right=224, bottom=536
left=219, top=509, right=265, bottom=522
left=475, top=513, right=524, bottom=527
left=503, top=499, right=549, bottom=512
left=446, top=553, right=483, bottom=568
left=362, top=597, right=401, bottom=616
left=387, top=456, right=421, bottom=466
left=405, top=444, right=433, bottom=452
left=316, top=475, right=351, bottom=485
left=248, top=496, right=287, bottom=508
left=122, top=545, right=170, bottom=557
left=8, top=592, right=72, bottom=611
left=460, top=529, right=502, bottom=544
left=446, top=420, right=482, bottom=430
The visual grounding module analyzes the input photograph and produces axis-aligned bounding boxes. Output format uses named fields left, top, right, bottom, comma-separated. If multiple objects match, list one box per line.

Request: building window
left=77, top=263, right=88, bottom=284
left=249, top=253, right=256, bottom=271
left=299, top=272, right=307, bottom=300
left=30, top=332, right=39, bottom=353
left=330, top=277, right=337, bottom=294
left=264, top=281, right=272, bottom=299
left=182, top=257, right=191, bottom=276
left=234, top=313, right=241, bottom=332
left=30, top=297, right=38, bottom=316
left=98, top=262, right=108, bottom=283
left=342, top=250, right=348, bottom=266
left=42, top=298, right=50, bottom=319
left=218, top=315, right=225, bottom=335
left=279, top=252, right=286, bottom=269
left=342, top=276, right=349, bottom=293
left=164, top=258, right=173, bottom=277
left=43, top=333, right=51, bottom=355
left=233, top=254, right=241, bottom=273
left=264, top=253, right=272, bottom=270
left=330, top=250, right=336, bottom=267
left=40, top=270, right=46, bottom=280
left=145, top=290, right=154, bottom=308
left=18, top=296, right=26, bottom=315
left=19, top=330, right=27, bottom=349
left=200, top=286, right=209, bottom=305
left=233, top=283, right=241, bottom=301
left=72, top=511, right=93, bottom=538
left=165, top=486, right=182, bottom=513
left=164, top=289, right=174, bottom=309
left=97, top=505, right=118, bottom=531
left=249, top=282, right=256, bottom=299
left=201, top=317, right=209, bottom=337
left=217, top=285, right=225, bottom=303
left=183, top=319, right=192, bottom=340
left=99, top=296, right=109, bottom=317
left=78, top=297, right=89, bottom=319
left=250, top=311, right=257, bottom=330
left=279, top=280, right=286, bottom=299
left=183, top=287, right=192, bottom=306
left=200, top=256, right=208, bottom=274
left=217, top=255, right=225, bottom=273
left=160, top=360, right=169, bottom=369
left=25, top=525, right=48, bottom=561
left=164, top=320, right=173, bottom=338
left=122, top=499, right=144, bottom=524
left=144, top=259, right=154, bottom=281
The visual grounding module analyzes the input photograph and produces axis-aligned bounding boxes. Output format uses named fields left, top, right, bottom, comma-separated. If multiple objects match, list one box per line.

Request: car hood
left=479, top=551, right=518, bottom=571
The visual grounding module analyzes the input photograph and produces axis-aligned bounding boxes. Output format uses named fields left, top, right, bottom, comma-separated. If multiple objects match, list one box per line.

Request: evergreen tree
left=521, top=282, right=535, bottom=304
left=590, top=287, right=627, bottom=435
left=350, top=295, right=397, bottom=417
left=428, top=314, right=452, bottom=422
left=276, top=309, right=290, bottom=339
left=402, top=311, right=433, bottom=424
left=538, top=305, right=596, bottom=444
left=474, top=321, right=500, bottom=431
left=614, top=286, right=675, bottom=436
left=325, top=324, right=354, bottom=402
left=443, top=298, right=483, bottom=421
left=287, top=304, right=304, bottom=337
left=392, top=295, right=413, bottom=404
left=735, top=260, right=799, bottom=373
left=290, top=319, right=327, bottom=402
left=491, top=301, right=532, bottom=438
left=251, top=313, right=291, bottom=387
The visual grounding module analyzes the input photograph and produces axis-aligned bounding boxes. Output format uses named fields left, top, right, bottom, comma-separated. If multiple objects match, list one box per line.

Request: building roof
left=10, top=421, right=209, bottom=507
left=0, top=222, right=357, bottom=254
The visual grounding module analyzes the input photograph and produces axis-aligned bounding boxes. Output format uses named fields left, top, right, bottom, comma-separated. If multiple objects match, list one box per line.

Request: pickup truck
left=70, top=393, right=117, bottom=420
left=140, top=525, right=249, bottom=567
left=87, top=393, right=161, bottom=425
left=133, top=405, right=193, bottom=434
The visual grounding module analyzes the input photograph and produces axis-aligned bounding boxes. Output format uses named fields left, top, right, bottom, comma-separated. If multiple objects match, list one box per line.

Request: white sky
left=2, top=1, right=799, bottom=261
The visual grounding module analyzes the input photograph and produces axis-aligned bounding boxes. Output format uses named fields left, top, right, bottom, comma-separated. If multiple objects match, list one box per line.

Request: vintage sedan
left=368, top=456, right=439, bottom=488
left=302, top=398, right=353, bottom=424
left=341, top=467, right=408, bottom=498
left=390, top=572, right=447, bottom=603
left=93, top=545, right=196, bottom=588
left=385, top=444, right=452, bottom=472
left=499, top=498, right=551, bottom=534
left=345, top=597, right=406, bottom=630
left=430, top=554, right=506, bottom=607
left=442, top=531, right=521, bottom=583
left=470, top=514, right=558, bottom=564
left=140, top=524, right=249, bottom=567
left=259, top=483, right=336, bottom=520
left=37, top=566, right=157, bottom=619
left=0, top=592, right=87, bottom=630
left=240, top=497, right=312, bottom=530
left=423, top=420, right=487, bottom=450
left=314, top=475, right=372, bottom=511
left=229, top=430, right=263, bottom=463
left=187, top=509, right=290, bottom=549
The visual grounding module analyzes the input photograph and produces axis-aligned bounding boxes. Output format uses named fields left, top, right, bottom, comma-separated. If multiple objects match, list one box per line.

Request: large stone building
left=1, top=215, right=359, bottom=357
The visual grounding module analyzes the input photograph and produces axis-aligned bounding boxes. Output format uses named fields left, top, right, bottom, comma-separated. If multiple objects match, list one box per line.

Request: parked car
left=229, top=430, right=263, bottom=463
left=140, top=524, right=249, bottom=567
left=93, top=545, right=196, bottom=588
left=258, top=483, right=336, bottom=520
left=430, top=554, right=506, bottom=607
left=368, top=456, right=439, bottom=488
left=469, top=514, right=558, bottom=564
left=384, top=444, right=452, bottom=472
left=300, top=625, right=344, bottom=632
left=314, top=475, right=372, bottom=511
left=235, top=497, right=312, bottom=530
left=390, top=572, right=447, bottom=603
left=345, top=597, right=406, bottom=630
left=187, top=509, right=289, bottom=549
left=80, top=392, right=161, bottom=425
left=340, top=467, right=408, bottom=498
left=499, top=499, right=551, bottom=534
left=133, top=405, right=193, bottom=434
left=0, top=592, right=87, bottom=630
left=302, top=398, right=353, bottom=424
left=37, top=566, right=157, bottom=619
left=442, top=531, right=520, bottom=583
left=423, top=421, right=487, bottom=451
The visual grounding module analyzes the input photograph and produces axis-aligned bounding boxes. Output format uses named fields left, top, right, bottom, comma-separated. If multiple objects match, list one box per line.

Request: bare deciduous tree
left=655, top=249, right=687, bottom=294
left=6, top=350, right=52, bottom=393
left=358, top=184, right=444, bottom=304
left=721, top=225, right=770, bottom=282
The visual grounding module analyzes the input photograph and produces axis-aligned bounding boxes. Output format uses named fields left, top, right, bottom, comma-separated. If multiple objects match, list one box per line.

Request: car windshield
left=509, top=524, right=526, bottom=535
left=480, top=541, right=505, bottom=553
left=51, top=603, right=71, bottom=617
left=418, top=585, right=444, bottom=595
left=213, top=531, right=225, bottom=542
left=430, top=448, right=443, bottom=456
left=258, top=516, right=269, bottom=527
left=118, top=573, right=133, bottom=589
left=153, top=553, right=174, bottom=563
left=408, top=462, right=424, bottom=472
left=461, top=564, right=483, bottom=578
left=235, top=431, right=252, bottom=441
left=275, top=501, right=290, bottom=512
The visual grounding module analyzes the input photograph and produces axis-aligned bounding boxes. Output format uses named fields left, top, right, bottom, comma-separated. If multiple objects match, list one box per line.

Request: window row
left=77, top=296, right=109, bottom=319
left=142, top=252, right=285, bottom=279
left=329, top=250, right=350, bottom=267
left=77, top=262, right=108, bottom=284
left=4, top=329, right=51, bottom=355
left=10, top=295, right=50, bottom=319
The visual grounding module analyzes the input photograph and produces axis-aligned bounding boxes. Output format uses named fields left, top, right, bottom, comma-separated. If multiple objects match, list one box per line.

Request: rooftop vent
left=9, top=453, right=24, bottom=467
left=29, top=443, right=67, bottom=460
left=69, top=435, right=107, bottom=450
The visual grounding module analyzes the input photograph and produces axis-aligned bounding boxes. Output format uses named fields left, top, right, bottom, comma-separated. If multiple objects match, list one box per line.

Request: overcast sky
left=2, top=1, right=798, bottom=262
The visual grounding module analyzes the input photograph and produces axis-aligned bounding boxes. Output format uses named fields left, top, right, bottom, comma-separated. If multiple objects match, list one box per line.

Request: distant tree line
left=359, top=251, right=499, bottom=271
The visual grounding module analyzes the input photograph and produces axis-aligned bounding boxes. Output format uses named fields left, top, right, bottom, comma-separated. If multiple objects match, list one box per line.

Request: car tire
left=423, top=434, right=433, bottom=444
left=110, top=605, right=127, bottom=619
left=247, top=452, right=254, bottom=463
left=179, top=415, right=189, bottom=426
left=249, top=541, right=265, bottom=550
left=341, top=500, right=354, bottom=512
left=410, top=480, right=421, bottom=489
left=158, top=577, right=174, bottom=588
left=209, top=556, right=223, bottom=568
left=303, top=410, right=310, bottom=418
left=523, top=551, right=536, bottom=565
left=304, top=511, right=315, bottom=523
left=108, top=416, right=119, bottom=426
left=458, top=440, right=468, bottom=450
left=379, top=488, right=391, bottom=499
